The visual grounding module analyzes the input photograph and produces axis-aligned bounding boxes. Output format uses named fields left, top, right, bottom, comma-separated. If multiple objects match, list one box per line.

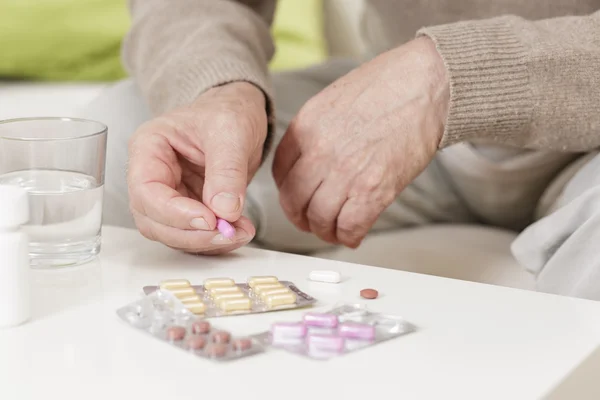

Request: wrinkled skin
left=273, top=37, right=449, bottom=248
left=127, top=82, right=267, bottom=254
left=126, top=37, right=449, bottom=253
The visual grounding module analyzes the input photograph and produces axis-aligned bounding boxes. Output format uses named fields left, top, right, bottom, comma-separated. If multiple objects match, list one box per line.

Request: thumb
left=203, top=138, right=250, bottom=222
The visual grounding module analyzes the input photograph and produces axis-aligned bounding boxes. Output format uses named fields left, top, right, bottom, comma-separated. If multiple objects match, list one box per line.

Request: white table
left=1, top=226, right=599, bottom=399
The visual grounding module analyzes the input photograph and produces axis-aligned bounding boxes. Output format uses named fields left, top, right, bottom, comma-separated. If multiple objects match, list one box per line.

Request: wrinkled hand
left=127, top=82, right=267, bottom=254
left=273, top=37, right=449, bottom=248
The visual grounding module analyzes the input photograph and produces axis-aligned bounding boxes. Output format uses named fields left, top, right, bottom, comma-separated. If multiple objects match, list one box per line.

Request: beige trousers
left=79, top=59, right=600, bottom=300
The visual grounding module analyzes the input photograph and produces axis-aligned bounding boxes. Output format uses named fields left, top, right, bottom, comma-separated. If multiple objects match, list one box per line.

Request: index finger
left=128, top=132, right=217, bottom=230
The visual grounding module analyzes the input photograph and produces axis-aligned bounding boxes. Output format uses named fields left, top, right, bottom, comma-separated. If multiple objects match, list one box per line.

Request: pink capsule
left=216, top=218, right=235, bottom=239
left=338, top=322, right=376, bottom=341
left=270, top=322, right=307, bottom=344
left=303, top=313, right=338, bottom=328
left=306, top=334, right=345, bottom=352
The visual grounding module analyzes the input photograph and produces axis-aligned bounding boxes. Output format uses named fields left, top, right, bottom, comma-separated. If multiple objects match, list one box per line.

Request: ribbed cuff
left=148, top=56, right=276, bottom=161
left=417, top=18, right=533, bottom=148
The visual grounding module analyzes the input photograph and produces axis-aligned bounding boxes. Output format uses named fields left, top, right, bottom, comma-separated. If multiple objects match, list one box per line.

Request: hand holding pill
left=126, top=81, right=266, bottom=255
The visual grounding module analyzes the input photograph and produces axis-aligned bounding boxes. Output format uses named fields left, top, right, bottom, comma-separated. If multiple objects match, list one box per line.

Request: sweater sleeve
left=122, top=0, right=277, bottom=150
left=418, top=10, right=600, bottom=152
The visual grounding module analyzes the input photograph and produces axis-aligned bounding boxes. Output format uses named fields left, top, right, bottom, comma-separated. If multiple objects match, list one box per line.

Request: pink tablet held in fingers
left=216, top=218, right=236, bottom=239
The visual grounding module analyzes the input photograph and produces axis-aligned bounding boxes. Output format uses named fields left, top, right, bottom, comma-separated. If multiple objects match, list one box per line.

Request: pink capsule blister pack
left=116, top=289, right=265, bottom=362
left=142, top=276, right=316, bottom=318
left=258, top=304, right=416, bottom=360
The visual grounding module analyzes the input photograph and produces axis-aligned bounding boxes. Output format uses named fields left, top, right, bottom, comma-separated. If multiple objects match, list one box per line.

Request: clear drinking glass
left=0, top=117, right=107, bottom=268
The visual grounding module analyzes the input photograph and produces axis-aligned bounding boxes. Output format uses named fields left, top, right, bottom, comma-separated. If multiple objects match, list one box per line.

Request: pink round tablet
left=166, top=326, right=186, bottom=341
left=216, top=218, right=236, bottom=239
left=206, top=343, right=228, bottom=358
left=212, top=331, right=231, bottom=344
left=232, top=338, right=253, bottom=352
left=186, top=335, right=207, bottom=350
left=191, top=320, right=211, bottom=335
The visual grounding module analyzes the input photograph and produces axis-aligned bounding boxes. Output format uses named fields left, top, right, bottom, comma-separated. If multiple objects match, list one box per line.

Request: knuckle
left=214, top=108, right=243, bottom=129
left=137, top=222, right=156, bottom=242
left=280, top=196, right=304, bottom=226
left=307, top=207, right=332, bottom=229
left=356, top=166, right=386, bottom=193
left=210, top=163, right=247, bottom=181
left=288, top=109, right=316, bottom=140
left=128, top=197, right=145, bottom=219
left=179, top=235, right=198, bottom=250
left=337, top=219, right=362, bottom=237
left=212, top=107, right=262, bottom=140
left=163, top=200, right=180, bottom=227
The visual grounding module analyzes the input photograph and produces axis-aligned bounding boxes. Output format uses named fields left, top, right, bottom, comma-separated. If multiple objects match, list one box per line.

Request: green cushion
left=270, top=0, right=327, bottom=71
left=0, top=0, right=326, bottom=81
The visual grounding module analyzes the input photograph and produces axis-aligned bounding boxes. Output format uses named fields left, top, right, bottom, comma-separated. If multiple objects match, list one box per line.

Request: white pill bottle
left=0, top=185, right=31, bottom=328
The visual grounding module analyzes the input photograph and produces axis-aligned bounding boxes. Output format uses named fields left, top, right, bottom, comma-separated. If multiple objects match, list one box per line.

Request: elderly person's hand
left=127, top=82, right=267, bottom=255
left=273, top=37, right=449, bottom=248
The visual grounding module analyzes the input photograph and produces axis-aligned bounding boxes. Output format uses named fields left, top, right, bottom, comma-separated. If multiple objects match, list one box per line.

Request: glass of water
left=0, top=117, right=107, bottom=268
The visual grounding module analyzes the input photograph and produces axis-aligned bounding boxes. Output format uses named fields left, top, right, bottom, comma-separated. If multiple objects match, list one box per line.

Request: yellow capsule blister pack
left=142, top=276, right=316, bottom=318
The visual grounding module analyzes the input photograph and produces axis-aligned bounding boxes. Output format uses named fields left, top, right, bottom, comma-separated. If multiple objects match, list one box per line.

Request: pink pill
left=338, top=322, right=376, bottom=341
left=303, top=313, right=339, bottom=328
left=216, top=218, right=236, bottom=239
left=306, top=334, right=345, bottom=352
left=270, top=322, right=307, bottom=344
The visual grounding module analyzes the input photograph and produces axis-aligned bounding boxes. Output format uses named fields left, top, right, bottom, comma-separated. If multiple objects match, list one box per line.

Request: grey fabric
left=512, top=152, right=600, bottom=299
left=77, top=60, right=599, bottom=300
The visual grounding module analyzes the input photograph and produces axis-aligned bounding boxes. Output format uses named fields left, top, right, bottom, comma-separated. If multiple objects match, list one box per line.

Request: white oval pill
left=309, top=270, right=341, bottom=284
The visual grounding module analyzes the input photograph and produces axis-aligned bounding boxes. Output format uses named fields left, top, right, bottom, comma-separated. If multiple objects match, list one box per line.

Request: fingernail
left=212, top=192, right=240, bottom=214
left=235, top=231, right=251, bottom=243
left=210, top=234, right=234, bottom=245
left=190, top=217, right=209, bottom=230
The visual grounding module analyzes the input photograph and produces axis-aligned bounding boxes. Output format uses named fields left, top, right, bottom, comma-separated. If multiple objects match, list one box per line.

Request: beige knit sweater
left=123, top=0, right=600, bottom=152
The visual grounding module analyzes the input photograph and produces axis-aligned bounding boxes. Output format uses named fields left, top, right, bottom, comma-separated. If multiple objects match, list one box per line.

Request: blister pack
left=117, top=289, right=265, bottom=362
left=258, top=304, right=416, bottom=360
left=142, top=276, right=316, bottom=318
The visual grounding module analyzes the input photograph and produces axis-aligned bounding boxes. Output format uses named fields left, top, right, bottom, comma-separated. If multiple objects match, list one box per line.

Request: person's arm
left=418, top=10, right=600, bottom=152
left=122, top=0, right=277, bottom=151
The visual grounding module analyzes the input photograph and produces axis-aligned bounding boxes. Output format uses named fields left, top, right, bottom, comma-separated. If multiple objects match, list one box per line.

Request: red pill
left=191, top=320, right=211, bottom=335
left=360, top=288, right=379, bottom=299
left=186, top=335, right=207, bottom=350
left=212, top=331, right=231, bottom=344
left=232, top=338, right=253, bottom=352
left=206, top=343, right=228, bottom=358
left=166, top=326, right=186, bottom=341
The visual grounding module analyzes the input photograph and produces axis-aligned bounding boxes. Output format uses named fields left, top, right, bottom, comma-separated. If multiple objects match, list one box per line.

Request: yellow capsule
left=259, top=287, right=291, bottom=300
left=253, top=283, right=284, bottom=296
left=213, top=292, right=246, bottom=304
left=247, top=276, right=279, bottom=288
left=179, top=294, right=203, bottom=304
left=265, top=292, right=297, bottom=309
left=209, top=286, right=241, bottom=297
left=219, top=297, right=252, bottom=312
left=159, top=279, right=191, bottom=290
left=203, top=278, right=236, bottom=289
left=185, top=301, right=206, bottom=315
left=169, top=287, right=196, bottom=297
